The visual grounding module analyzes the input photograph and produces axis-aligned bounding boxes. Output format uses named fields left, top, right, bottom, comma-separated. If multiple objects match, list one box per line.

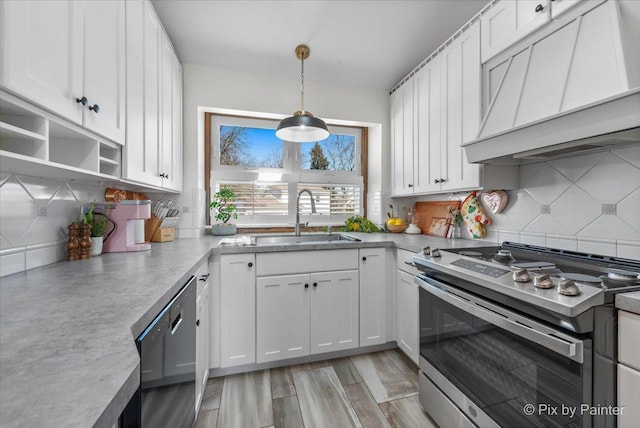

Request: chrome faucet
left=295, top=189, right=316, bottom=236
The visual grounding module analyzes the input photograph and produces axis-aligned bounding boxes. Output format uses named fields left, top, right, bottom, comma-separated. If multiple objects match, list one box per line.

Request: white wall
left=178, top=63, right=390, bottom=236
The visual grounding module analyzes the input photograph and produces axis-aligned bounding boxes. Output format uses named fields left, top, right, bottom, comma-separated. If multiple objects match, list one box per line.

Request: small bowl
left=387, top=223, right=408, bottom=233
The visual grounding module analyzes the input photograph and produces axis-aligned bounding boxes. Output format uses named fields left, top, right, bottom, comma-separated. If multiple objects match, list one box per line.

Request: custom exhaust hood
left=464, top=0, right=640, bottom=164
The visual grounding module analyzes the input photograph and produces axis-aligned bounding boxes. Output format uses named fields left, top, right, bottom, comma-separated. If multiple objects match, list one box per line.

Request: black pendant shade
left=277, top=44, right=329, bottom=143
left=276, top=111, right=329, bottom=142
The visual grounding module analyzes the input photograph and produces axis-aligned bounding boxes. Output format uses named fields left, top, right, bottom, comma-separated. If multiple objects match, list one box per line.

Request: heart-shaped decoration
left=481, top=190, right=508, bottom=214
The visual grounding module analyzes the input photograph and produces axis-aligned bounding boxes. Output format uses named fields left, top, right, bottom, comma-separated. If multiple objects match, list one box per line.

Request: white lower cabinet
left=359, top=248, right=387, bottom=346
left=195, top=263, right=210, bottom=414
left=618, top=309, right=640, bottom=428
left=396, top=249, right=419, bottom=365
left=256, top=270, right=359, bottom=363
left=255, top=249, right=360, bottom=364
left=256, top=274, right=310, bottom=363
left=219, top=254, right=255, bottom=368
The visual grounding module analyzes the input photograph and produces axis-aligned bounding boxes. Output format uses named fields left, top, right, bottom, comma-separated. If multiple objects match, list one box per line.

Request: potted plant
left=209, top=187, right=238, bottom=236
left=81, top=202, right=109, bottom=255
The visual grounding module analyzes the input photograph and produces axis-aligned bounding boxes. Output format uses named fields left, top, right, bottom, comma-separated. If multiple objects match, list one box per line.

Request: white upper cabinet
left=479, top=1, right=631, bottom=140
left=124, top=0, right=182, bottom=191
left=390, top=20, right=492, bottom=196
left=1, top=0, right=125, bottom=144
left=481, top=0, right=585, bottom=63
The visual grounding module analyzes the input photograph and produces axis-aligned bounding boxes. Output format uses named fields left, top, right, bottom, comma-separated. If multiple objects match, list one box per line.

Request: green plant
left=341, top=215, right=382, bottom=233
left=210, top=187, right=238, bottom=224
left=81, top=202, right=109, bottom=237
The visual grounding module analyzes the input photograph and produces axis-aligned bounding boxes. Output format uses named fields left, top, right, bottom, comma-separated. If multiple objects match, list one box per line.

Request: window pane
left=219, top=125, right=283, bottom=168
left=215, top=182, right=288, bottom=217
left=300, top=134, right=356, bottom=171
left=299, top=184, right=360, bottom=215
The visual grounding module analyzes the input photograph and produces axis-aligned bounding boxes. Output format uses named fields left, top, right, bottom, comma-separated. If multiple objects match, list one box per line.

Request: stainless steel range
left=413, top=242, right=640, bottom=428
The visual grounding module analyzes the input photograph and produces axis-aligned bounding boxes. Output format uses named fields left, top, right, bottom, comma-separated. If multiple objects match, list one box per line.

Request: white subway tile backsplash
left=617, top=241, right=640, bottom=260
left=577, top=237, right=617, bottom=257
left=25, top=242, right=66, bottom=270
left=498, top=230, right=521, bottom=243
left=0, top=251, right=25, bottom=277
left=520, top=232, right=546, bottom=246
left=546, top=235, right=577, bottom=251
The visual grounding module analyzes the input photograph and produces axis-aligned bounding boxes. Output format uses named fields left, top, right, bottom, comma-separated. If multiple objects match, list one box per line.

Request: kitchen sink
left=250, top=233, right=360, bottom=245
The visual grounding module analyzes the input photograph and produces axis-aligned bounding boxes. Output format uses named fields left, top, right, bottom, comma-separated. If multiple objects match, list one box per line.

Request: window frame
left=205, top=112, right=368, bottom=228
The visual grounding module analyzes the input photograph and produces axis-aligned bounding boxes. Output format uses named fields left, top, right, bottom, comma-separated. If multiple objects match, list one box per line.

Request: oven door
left=417, top=274, right=592, bottom=428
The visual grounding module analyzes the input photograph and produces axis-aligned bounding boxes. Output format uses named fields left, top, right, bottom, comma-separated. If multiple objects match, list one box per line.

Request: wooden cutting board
left=414, top=201, right=461, bottom=237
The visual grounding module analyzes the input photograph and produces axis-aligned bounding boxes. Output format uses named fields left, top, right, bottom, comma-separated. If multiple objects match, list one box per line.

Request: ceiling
left=151, top=0, right=488, bottom=91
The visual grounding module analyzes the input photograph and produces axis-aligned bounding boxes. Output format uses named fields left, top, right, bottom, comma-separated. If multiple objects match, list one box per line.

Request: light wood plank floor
left=196, top=349, right=437, bottom=428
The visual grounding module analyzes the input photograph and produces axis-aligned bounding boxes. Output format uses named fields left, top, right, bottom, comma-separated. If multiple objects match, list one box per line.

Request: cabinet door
left=0, top=0, right=83, bottom=123
left=195, top=280, right=209, bottom=413
left=390, top=82, right=414, bottom=195
left=481, top=0, right=517, bottom=63
left=412, top=66, right=438, bottom=193
left=397, top=270, right=418, bottom=364
left=441, top=20, right=481, bottom=191
left=390, top=89, right=405, bottom=195
left=158, top=41, right=182, bottom=192
left=618, top=364, right=640, bottom=428
left=310, top=270, right=359, bottom=355
left=428, top=55, right=442, bottom=189
left=256, top=274, right=310, bottom=363
left=359, top=248, right=386, bottom=346
left=124, top=0, right=162, bottom=186
left=481, top=0, right=549, bottom=63
left=220, top=254, right=256, bottom=367
left=83, top=0, right=125, bottom=143
left=551, top=0, right=583, bottom=19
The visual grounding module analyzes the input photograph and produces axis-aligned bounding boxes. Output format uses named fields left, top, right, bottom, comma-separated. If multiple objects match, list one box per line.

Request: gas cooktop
left=413, top=242, right=640, bottom=317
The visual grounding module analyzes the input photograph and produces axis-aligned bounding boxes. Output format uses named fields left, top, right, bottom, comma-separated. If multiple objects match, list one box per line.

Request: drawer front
left=256, top=249, right=358, bottom=276
left=619, top=310, right=640, bottom=371
left=618, top=364, right=640, bottom=428
left=397, top=249, right=419, bottom=275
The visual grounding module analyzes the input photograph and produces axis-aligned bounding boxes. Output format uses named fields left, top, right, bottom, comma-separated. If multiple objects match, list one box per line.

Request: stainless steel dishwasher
left=121, top=276, right=197, bottom=428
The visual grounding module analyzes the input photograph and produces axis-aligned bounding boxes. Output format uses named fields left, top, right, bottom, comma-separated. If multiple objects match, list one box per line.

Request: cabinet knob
left=248, top=262, right=253, bottom=268
left=88, top=103, right=100, bottom=113
left=159, top=173, right=168, bottom=178
left=196, top=319, right=200, bottom=326
left=313, top=282, right=318, bottom=287
left=75, top=96, right=87, bottom=106
left=362, top=256, right=367, bottom=262
left=304, top=283, right=309, bottom=289
left=408, top=184, right=413, bottom=188
left=199, top=273, right=209, bottom=282
left=535, top=3, right=544, bottom=12
left=434, top=178, right=441, bottom=184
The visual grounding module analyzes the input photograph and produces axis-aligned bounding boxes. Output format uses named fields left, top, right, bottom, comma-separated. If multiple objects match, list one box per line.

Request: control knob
left=512, top=268, right=531, bottom=283
left=533, top=274, right=554, bottom=289
left=557, top=279, right=581, bottom=296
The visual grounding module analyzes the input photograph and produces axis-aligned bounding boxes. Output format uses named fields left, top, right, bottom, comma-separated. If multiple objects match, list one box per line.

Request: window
left=208, top=114, right=365, bottom=226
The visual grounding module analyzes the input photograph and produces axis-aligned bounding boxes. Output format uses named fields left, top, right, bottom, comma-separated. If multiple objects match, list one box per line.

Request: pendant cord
left=300, top=56, right=305, bottom=112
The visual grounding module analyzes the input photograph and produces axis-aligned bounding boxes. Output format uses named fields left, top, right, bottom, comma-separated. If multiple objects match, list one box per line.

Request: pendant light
left=276, top=45, right=330, bottom=142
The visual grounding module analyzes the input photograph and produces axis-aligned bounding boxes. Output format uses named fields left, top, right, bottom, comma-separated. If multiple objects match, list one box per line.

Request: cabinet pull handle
left=248, top=262, right=253, bottom=268
left=305, top=283, right=309, bottom=289
left=434, top=178, right=441, bottom=184
left=199, top=273, right=209, bottom=282
left=535, top=3, right=544, bottom=12
left=76, top=96, right=88, bottom=106
left=313, top=282, right=317, bottom=287
left=362, top=256, right=367, bottom=262
left=196, top=319, right=200, bottom=326
left=88, top=103, right=100, bottom=113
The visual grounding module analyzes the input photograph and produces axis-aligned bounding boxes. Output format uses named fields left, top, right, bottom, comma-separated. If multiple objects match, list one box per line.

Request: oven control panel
left=451, top=259, right=510, bottom=278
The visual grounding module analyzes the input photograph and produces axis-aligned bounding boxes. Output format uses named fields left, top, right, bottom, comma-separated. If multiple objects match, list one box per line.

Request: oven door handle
left=417, top=276, right=584, bottom=363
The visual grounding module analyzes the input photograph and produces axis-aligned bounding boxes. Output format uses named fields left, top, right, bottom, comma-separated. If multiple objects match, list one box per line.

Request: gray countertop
left=616, top=291, right=640, bottom=315
left=0, top=232, right=489, bottom=428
